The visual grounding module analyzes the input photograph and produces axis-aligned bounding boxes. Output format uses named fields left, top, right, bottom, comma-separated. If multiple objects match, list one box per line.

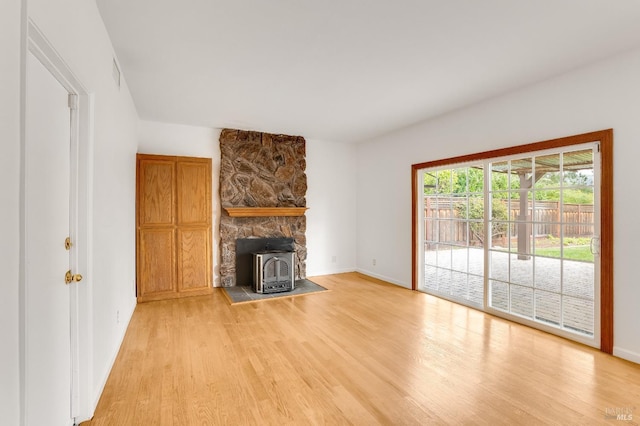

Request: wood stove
left=253, top=250, right=295, bottom=294
left=235, top=237, right=297, bottom=292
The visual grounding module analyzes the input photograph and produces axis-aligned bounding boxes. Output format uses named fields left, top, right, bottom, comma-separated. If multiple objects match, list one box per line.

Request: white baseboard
left=306, top=266, right=356, bottom=277
left=613, top=346, right=640, bottom=365
left=355, top=268, right=410, bottom=289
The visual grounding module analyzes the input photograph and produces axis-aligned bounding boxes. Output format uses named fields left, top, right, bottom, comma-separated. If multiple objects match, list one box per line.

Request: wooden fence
left=424, top=197, right=594, bottom=245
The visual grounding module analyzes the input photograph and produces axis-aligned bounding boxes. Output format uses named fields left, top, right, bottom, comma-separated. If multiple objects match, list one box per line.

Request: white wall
left=306, top=139, right=357, bottom=276
left=0, top=0, right=23, bottom=423
left=355, top=47, right=640, bottom=363
left=355, top=134, right=414, bottom=287
left=138, top=120, right=222, bottom=285
left=26, top=0, right=140, bottom=420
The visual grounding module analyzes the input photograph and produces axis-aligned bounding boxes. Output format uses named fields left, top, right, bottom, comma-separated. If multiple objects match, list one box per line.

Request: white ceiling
left=96, top=0, right=640, bottom=143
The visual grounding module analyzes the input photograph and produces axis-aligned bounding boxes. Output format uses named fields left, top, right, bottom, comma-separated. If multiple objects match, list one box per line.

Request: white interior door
left=25, top=51, right=74, bottom=425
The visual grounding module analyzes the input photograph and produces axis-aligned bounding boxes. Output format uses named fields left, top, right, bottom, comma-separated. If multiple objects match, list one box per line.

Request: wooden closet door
left=176, top=160, right=212, bottom=293
left=136, top=154, right=212, bottom=302
left=137, top=157, right=177, bottom=299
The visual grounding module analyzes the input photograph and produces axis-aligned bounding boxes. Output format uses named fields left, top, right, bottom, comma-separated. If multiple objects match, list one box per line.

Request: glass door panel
left=488, top=145, right=598, bottom=339
left=421, top=164, right=484, bottom=308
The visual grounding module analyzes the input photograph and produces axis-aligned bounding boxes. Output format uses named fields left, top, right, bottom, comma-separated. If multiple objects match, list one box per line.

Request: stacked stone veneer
left=219, top=129, right=307, bottom=287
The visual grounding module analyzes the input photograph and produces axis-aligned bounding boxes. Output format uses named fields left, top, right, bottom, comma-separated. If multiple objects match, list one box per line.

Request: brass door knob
left=65, top=270, right=83, bottom=285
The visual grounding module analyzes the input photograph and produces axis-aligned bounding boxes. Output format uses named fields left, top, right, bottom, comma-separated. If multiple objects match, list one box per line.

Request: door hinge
left=68, top=93, right=78, bottom=110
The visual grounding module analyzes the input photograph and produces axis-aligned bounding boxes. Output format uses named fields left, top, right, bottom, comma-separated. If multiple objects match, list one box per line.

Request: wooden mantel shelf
left=224, top=207, right=309, bottom=217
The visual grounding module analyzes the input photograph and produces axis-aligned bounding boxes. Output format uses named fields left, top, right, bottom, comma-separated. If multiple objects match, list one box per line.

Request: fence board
left=425, top=197, right=594, bottom=246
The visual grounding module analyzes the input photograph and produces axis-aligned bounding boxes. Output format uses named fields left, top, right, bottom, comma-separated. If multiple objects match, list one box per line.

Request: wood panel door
left=136, top=154, right=212, bottom=302
left=176, top=160, right=212, bottom=293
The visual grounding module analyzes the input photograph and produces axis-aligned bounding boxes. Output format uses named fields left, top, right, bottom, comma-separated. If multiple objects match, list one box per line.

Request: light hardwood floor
left=83, top=273, right=640, bottom=425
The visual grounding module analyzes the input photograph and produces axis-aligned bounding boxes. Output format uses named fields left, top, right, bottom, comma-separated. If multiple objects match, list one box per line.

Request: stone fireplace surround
left=219, top=129, right=307, bottom=287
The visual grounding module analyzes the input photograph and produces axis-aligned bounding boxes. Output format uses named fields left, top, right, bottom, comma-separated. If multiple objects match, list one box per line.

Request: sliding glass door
left=417, top=142, right=601, bottom=346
